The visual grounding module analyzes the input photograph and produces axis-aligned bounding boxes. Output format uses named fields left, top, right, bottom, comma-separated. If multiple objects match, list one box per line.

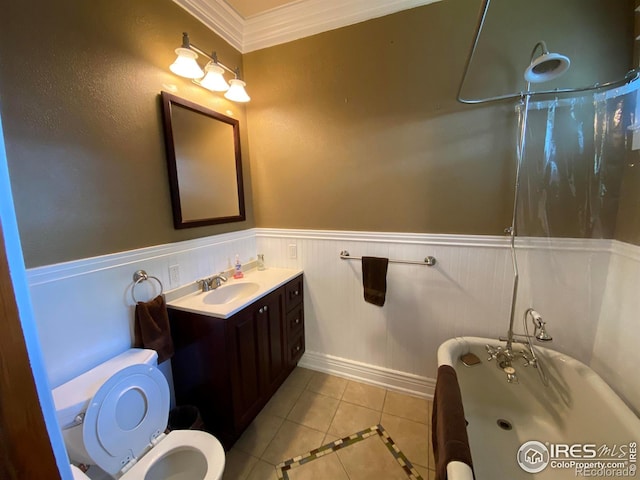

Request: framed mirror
left=160, top=92, right=245, bottom=229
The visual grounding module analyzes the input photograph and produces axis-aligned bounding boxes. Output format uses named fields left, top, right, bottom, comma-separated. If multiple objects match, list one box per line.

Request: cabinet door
left=256, top=289, right=287, bottom=395
left=228, top=308, right=262, bottom=428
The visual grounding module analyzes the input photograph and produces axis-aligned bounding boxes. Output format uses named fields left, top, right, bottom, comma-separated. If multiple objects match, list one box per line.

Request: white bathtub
left=437, top=336, right=640, bottom=480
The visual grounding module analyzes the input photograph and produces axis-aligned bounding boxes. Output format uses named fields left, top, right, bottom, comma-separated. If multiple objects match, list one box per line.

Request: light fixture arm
left=180, top=31, right=190, bottom=49
left=180, top=32, right=243, bottom=79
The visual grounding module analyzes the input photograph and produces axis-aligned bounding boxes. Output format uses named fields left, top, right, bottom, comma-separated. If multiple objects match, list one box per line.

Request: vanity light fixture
left=198, top=61, right=229, bottom=92
left=225, top=78, right=251, bottom=103
left=169, top=46, right=204, bottom=79
left=169, top=32, right=250, bottom=102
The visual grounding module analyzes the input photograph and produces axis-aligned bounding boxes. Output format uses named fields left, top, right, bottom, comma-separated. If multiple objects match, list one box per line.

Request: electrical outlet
left=288, top=244, right=297, bottom=259
left=169, top=264, right=180, bottom=287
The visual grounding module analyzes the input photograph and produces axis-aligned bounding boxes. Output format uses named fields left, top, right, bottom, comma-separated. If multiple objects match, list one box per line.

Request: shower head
left=524, top=41, right=570, bottom=83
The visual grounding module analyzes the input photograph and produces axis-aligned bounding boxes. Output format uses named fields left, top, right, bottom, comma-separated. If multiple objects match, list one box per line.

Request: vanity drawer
left=286, top=304, right=304, bottom=336
left=285, top=275, right=303, bottom=311
left=288, top=332, right=305, bottom=365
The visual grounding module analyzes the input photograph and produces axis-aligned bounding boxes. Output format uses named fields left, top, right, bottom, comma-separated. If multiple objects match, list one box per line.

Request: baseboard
left=298, top=350, right=435, bottom=399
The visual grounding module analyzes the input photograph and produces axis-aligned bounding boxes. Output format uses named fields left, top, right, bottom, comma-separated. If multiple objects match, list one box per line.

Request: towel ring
left=132, top=270, right=164, bottom=303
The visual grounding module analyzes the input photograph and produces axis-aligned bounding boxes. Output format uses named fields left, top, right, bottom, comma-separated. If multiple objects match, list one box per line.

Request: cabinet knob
left=294, top=290, right=299, bottom=296
left=296, top=346, right=301, bottom=352
left=264, top=305, right=268, bottom=312
left=295, top=318, right=300, bottom=324
left=259, top=307, right=264, bottom=314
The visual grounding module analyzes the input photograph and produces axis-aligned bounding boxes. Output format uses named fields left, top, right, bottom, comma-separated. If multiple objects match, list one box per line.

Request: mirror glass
left=161, top=92, right=245, bottom=228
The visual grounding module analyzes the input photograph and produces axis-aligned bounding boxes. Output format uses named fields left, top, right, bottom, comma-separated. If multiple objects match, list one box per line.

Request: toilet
left=53, top=348, right=225, bottom=479
left=70, top=464, right=91, bottom=480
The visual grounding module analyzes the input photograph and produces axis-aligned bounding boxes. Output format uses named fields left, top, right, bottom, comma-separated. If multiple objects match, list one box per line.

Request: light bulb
left=169, top=48, right=204, bottom=79
left=197, top=63, right=229, bottom=92
left=224, top=79, right=251, bottom=103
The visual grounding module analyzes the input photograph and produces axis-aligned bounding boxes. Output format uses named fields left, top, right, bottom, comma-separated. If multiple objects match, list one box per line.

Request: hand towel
left=362, top=256, right=389, bottom=306
left=432, top=365, right=474, bottom=480
left=134, top=295, right=174, bottom=363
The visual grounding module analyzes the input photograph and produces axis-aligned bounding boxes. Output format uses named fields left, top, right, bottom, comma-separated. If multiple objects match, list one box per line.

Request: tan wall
left=0, top=0, right=255, bottom=268
left=244, top=0, right=633, bottom=236
left=0, top=0, right=635, bottom=267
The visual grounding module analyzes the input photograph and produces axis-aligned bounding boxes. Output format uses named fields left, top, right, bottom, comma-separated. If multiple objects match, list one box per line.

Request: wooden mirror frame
left=160, top=91, right=246, bottom=229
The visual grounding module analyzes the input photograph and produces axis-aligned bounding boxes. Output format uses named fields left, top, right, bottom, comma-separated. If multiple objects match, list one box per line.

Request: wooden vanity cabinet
left=284, top=276, right=305, bottom=365
left=227, top=287, right=287, bottom=429
left=169, top=275, right=304, bottom=449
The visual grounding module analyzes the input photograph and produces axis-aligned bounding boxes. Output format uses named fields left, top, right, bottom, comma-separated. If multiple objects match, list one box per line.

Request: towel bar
left=132, top=270, right=164, bottom=303
left=339, top=251, right=436, bottom=266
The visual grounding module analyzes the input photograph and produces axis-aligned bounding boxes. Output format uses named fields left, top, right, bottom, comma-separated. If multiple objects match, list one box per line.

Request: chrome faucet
left=210, top=273, right=228, bottom=288
left=487, top=308, right=552, bottom=385
left=197, top=273, right=228, bottom=292
left=485, top=344, right=534, bottom=384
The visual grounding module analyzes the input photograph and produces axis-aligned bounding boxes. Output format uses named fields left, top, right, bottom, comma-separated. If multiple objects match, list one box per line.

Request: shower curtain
left=511, top=78, right=640, bottom=363
left=517, top=81, right=639, bottom=239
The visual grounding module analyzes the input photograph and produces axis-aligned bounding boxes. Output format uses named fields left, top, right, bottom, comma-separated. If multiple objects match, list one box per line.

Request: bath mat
left=276, top=424, right=423, bottom=480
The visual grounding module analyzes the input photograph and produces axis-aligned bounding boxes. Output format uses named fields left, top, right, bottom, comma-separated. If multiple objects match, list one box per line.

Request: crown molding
left=241, top=0, right=441, bottom=52
left=173, top=0, right=441, bottom=53
left=173, top=0, right=245, bottom=52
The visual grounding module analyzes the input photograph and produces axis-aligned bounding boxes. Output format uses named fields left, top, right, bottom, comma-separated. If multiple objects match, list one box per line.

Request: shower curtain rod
left=457, top=0, right=640, bottom=105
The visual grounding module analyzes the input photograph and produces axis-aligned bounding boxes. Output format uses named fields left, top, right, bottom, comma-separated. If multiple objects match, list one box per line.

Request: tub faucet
left=490, top=308, right=552, bottom=385
left=486, top=344, right=535, bottom=384
left=486, top=344, right=533, bottom=368
left=503, top=366, right=518, bottom=383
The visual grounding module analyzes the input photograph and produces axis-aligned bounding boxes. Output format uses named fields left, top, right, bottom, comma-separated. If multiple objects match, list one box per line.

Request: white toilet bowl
left=121, top=430, right=224, bottom=479
left=53, top=349, right=225, bottom=480
left=70, top=464, right=90, bottom=480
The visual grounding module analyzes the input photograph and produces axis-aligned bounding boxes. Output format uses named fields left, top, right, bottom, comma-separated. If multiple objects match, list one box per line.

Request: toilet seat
left=82, top=364, right=170, bottom=476
left=120, top=430, right=225, bottom=479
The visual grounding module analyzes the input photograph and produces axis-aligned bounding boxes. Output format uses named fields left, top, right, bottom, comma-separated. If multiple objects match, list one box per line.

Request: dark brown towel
left=432, top=365, right=474, bottom=480
left=362, top=256, right=389, bottom=306
left=134, top=295, right=174, bottom=363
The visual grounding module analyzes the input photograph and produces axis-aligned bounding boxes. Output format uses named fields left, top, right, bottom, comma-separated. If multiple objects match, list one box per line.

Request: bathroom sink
left=202, top=282, right=260, bottom=305
left=165, top=268, right=303, bottom=319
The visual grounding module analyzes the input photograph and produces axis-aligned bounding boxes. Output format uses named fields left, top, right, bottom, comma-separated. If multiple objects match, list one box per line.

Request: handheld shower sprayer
left=529, top=310, right=552, bottom=342
left=523, top=308, right=551, bottom=386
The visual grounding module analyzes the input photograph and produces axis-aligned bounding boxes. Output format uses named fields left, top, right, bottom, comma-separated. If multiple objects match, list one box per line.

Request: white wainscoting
left=26, top=227, right=640, bottom=408
left=255, top=230, right=626, bottom=398
left=27, top=230, right=257, bottom=388
left=592, top=241, right=640, bottom=415
left=512, top=237, right=612, bottom=365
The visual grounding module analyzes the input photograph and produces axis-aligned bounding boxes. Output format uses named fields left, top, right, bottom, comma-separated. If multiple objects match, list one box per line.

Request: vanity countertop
left=165, top=267, right=303, bottom=319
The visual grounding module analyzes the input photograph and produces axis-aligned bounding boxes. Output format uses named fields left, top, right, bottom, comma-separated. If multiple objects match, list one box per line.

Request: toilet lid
left=82, top=364, right=170, bottom=476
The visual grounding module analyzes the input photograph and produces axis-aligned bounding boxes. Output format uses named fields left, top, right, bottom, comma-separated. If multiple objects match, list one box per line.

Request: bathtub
left=437, top=336, right=640, bottom=480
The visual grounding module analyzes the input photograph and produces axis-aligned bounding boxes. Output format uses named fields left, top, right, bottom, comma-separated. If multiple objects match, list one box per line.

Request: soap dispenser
left=233, top=255, right=244, bottom=279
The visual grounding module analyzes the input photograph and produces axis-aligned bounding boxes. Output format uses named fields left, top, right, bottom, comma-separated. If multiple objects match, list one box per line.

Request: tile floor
left=223, top=367, right=436, bottom=480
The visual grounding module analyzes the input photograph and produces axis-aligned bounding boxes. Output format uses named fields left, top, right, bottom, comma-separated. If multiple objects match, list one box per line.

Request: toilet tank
left=52, top=348, right=158, bottom=429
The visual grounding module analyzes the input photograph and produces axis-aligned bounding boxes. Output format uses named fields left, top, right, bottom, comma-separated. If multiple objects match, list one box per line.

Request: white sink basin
left=202, top=282, right=260, bottom=305
left=165, top=268, right=303, bottom=319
